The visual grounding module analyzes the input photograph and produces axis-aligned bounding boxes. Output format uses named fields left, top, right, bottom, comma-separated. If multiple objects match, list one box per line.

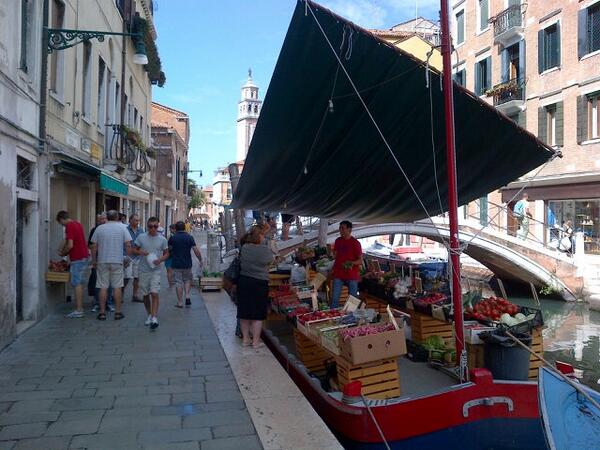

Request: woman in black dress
left=237, top=226, right=276, bottom=348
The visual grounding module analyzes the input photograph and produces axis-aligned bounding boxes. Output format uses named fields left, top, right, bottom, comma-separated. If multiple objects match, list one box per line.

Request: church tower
left=236, top=69, right=262, bottom=162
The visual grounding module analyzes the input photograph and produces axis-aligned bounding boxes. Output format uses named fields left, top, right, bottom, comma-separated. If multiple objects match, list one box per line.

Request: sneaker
left=144, top=315, right=152, bottom=326
left=150, top=317, right=159, bottom=330
left=185, top=298, right=191, bottom=307
left=91, top=305, right=99, bottom=313
left=66, top=310, right=84, bottom=319
left=107, top=305, right=115, bottom=312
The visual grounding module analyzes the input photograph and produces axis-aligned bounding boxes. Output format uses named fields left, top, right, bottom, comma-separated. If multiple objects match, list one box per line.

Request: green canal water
left=513, top=297, right=600, bottom=392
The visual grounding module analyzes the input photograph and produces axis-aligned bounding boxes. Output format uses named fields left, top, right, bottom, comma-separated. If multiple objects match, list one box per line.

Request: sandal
left=242, top=340, right=252, bottom=347
left=252, top=342, right=266, bottom=349
left=96, top=313, right=106, bottom=321
left=175, top=304, right=183, bottom=309
left=114, top=312, right=125, bottom=320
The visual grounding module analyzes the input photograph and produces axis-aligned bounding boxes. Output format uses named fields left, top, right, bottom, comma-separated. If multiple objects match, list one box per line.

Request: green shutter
left=577, top=95, right=588, bottom=143
left=538, top=29, right=545, bottom=73
left=578, top=9, right=588, bottom=58
left=475, top=62, right=481, bottom=95
left=538, top=107, right=548, bottom=143
left=556, top=21, right=561, bottom=68
left=485, top=57, right=491, bottom=92
left=555, top=101, right=564, bottom=146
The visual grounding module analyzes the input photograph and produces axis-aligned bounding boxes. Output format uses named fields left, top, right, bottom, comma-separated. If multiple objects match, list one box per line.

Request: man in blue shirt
left=169, top=221, right=203, bottom=307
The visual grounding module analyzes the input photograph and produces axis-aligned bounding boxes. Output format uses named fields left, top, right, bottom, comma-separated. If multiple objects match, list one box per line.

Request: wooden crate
left=45, top=271, right=70, bottom=283
left=200, top=277, right=223, bottom=291
left=268, top=273, right=290, bottom=287
left=336, top=357, right=401, bottom=399
left=293, top=329, right=330, bottom=372
left=528, top=328, right=544, bottom=380
left=410, top=311, right=454, bottom=344
left=360, top=293, right=387, bottom=313
left=467, top=343, right=485, bottom=369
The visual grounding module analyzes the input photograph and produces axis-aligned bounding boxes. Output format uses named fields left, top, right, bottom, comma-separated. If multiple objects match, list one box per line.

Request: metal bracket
left=46, top=28, right=140, bottom=53
left=463, top=396, right=514, bottom=417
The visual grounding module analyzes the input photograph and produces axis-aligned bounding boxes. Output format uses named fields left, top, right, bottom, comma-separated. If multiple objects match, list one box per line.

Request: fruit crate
left=360, top=293, right=388, bottom=313
left=200, top=277, right=223, bottom=292
left=528, top=327, right=544, bottom=380
left=45, top=271, right=70, bottom=283
left=335, top=356, right=401, bottom=399
left=410, top=311, right=454, bottom=344
left=293, top=329, right=330, bottom=372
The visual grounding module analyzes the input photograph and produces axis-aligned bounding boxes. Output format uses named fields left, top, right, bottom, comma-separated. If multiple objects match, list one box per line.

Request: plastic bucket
left=481, top=332, right=532, bottom=381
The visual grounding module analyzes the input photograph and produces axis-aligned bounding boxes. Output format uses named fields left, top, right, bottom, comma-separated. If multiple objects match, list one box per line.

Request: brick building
left=151, top=102, right=190, bottom=227
left=453, top=0, right=600, bottom=254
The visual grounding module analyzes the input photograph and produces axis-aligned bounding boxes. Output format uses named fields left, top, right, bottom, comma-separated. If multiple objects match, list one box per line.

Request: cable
left=361, top=394, right=391, bottom=450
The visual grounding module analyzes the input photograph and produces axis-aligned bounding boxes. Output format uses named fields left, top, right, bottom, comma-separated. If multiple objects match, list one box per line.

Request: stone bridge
left=278, top=219, right=583, bottom=301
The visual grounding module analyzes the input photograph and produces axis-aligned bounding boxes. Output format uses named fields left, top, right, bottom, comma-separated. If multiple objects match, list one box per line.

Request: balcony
left=491, top=5, right=524, bottom=46
left=486, top=78, right=526, bottom=115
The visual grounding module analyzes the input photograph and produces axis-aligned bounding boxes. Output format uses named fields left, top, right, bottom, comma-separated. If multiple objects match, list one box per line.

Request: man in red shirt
left=331, top=220, right=362, bottom=308
left=57, top=210, right=89, bottom=318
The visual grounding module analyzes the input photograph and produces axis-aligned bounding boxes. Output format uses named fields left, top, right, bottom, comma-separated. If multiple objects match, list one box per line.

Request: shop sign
left=65, top=128, right=80, bottom=149
left=90, top=143, right=101, bottom=160
left=81, top=138, right=91, bottom=153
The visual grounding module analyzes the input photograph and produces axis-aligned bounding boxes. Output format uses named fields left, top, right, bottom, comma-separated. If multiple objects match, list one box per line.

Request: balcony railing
left=491, top=4, right=523, bottom=38
left=486, top=78, right=525, bottom=107
left=106, top=124, right=152, bottom=177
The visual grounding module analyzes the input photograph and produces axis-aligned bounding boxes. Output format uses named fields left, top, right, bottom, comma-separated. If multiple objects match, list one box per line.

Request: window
left=134, top=108, right=138, bottom=130
left=456, top=10, right=465, bottom=45
left=538, top=102, right=563, bottom=146
left=17, top=156, right=33, bottom=190
left=97, top=58, right=106, bottom=130
left=82, top=42, right=92, bottom=118
left=49, top=0, right=65, bottom=94
left=115, top=82, right=120, bottom=123
left=453, top=68, right=466, bottom=87
left=538, top=23, right=561, bottom=73
left=20, top=0, right=35, bottom=73
left=478, top=0, right=489, bottom=32
left=474, top=57, right=491, bottom=96
left=155, top=199, right=160, bottom=217
left=176, top=158, right=180, bottom=191
left=578, top=2, right=600, bottom=58
left=479, top=196, right=488, bottom=226
left=501, top=41, right=524, bottom=82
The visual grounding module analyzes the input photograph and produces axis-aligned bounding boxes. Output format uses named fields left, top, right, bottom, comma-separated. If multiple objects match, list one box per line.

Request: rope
left=361, top=394, right=392, bottom=450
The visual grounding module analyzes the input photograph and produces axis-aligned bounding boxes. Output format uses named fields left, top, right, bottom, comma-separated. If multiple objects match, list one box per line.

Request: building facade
left=453, top=0, right=600, bottom=254
left=151, top=102, right=190, bottom=227
left=0, top=0, right=48, bottom=349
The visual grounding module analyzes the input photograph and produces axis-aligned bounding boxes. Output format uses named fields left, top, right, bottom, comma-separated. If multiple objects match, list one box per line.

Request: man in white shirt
left=90, top=210, right=132, bottom=321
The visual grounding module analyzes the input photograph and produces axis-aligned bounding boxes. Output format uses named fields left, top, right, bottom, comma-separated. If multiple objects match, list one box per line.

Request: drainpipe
left=38, top=0, right=49, bottom=154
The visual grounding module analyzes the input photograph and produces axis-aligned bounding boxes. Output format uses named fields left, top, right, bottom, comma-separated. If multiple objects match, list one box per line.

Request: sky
left=152, top=0, right=440, bottom=188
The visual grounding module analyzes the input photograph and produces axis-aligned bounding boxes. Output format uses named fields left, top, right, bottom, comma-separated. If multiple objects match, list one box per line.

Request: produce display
left=339, top=323, right=395, bottom=341
left=465, top=296, right=520, bottom=322
left=286, top=306, right=312, bottom=319
left=297, top=309, right=343, bottom=325
left=48, top=260, right=69, bottom=272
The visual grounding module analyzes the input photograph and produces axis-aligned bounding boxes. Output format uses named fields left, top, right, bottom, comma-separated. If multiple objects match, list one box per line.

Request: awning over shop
left=100, top=173, right=128, bottom=196
left=128, top=184, right=150, bottom=201
left=52, top=150, right=101, bottom=177
left=232, top=0, right=556, bottom=223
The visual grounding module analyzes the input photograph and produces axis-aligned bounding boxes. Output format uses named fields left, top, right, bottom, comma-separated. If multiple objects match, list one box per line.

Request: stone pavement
left=0, top=272, right=262, bottom=450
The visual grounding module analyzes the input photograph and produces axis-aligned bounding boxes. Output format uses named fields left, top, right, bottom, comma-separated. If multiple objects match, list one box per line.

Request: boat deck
left=264, top=318, right=456, bottom=400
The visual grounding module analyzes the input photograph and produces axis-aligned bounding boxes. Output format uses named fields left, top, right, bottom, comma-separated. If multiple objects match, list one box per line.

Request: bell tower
left=236, top=69, right=262, bottom=161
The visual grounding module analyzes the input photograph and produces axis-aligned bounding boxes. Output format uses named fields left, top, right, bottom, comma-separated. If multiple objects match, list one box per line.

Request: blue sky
left=152, top=0, right=439, bottom=188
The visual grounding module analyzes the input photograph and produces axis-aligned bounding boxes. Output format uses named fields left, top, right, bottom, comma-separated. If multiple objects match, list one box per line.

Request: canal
left=515, top=297, right=600, bottom=392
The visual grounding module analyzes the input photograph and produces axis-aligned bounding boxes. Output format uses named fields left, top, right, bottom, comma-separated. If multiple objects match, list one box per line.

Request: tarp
left=233, top=0, right=555, bottom=223
left=100, top=173, right=128, bottom=196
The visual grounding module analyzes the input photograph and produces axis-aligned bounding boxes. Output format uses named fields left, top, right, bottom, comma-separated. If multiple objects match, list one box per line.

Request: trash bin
left=480, top=331, right=532, bottom=381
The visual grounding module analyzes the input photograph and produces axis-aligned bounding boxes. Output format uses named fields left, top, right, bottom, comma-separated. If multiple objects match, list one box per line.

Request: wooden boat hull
left=538, top=367, right=600, bottom=450
left=264, top=329, right=547, bottom=449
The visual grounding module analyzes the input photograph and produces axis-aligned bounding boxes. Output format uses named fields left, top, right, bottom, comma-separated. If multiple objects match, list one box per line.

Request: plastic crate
left=497, top=306, right=544, bottom=334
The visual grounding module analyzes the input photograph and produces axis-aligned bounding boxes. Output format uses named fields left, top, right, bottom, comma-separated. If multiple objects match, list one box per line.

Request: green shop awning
left=232, top=0, right=556, bottom=223
left=100, top=173, right=128, bottom=196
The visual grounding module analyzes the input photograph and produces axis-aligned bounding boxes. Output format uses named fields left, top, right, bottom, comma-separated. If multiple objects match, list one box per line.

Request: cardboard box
left=464, top=321, right=496, bottom=345
left=340, top=328, right=407, bottom=365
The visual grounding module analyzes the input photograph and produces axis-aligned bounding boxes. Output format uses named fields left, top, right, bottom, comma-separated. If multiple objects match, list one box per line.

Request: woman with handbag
left=237, top=225, right=275, bottom=348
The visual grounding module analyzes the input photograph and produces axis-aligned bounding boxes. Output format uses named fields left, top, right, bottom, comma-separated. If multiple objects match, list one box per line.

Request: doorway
left=16, top=199, right=25, bottom=322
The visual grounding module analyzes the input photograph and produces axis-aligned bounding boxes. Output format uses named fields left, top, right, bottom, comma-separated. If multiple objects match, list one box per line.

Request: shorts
left=165, top=257, right=172, bottom=269
left=96, top=263, right=124, bottom=289
left=138, top=270, right=161, bottom=296
left=124, top=258, right=140, bottom=279
left=172, top=268, right=193, bottom=287
left=70, top=259, right=88, bottom=287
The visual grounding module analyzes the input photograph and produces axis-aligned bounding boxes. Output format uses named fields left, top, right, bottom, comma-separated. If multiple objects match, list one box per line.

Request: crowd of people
left=56, top=210, right=201, bottom=330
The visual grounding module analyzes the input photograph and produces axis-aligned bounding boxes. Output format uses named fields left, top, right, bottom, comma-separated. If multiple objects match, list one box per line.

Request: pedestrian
left=513, top=193, right=532, bottom=240
left=88, top=213, right=114, bottom=312
left=165, top=223, right=176, bottom=287
left=125, top=214, right=144, bottom=302
left=90, top=209, right=132, bottom=320
left=185, top=219, right=192, bottom=233
left=133, top=217, right=169, bottom=330
left=281, top=214, right=294, bottom=240
left=237, top=225, right=275, bottom=348
left=169, top=221, right=203, bottom=307
left=119, top=212, right=127, bottom=224
left=331, top=220, right=362, bottom=308
left=56, top=210, right=89, bottom=318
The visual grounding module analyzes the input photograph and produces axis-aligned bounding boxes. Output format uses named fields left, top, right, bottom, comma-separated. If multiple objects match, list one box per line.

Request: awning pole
left=440, top=0, right=465, bottom=380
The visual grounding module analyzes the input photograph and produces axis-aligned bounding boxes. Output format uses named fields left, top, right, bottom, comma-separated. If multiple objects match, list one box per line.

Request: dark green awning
left=232, top=0, right=555, bottom=223
left=100, top=173, right=128, bottom=196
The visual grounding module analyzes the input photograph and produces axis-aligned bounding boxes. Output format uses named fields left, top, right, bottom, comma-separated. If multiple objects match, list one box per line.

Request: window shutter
left=475, top=63, right=481, bottom=95
left=485, top=57, right=491, bottom=92
left=501, top=49, right=509, bottom=82
left=518, top=39, right=526, bottom=82
left=578, top=9, right=588, bottom=59
left=577, top=95, right=588, bottom=143
left=538, top=107, right=548, bottom=143
left=556, top=21, right=561, bottom=67
left=538, top=29, right=545, bottom=73
left=555, top=101, right=564, bottom=146
left=517, top=111, right=527, bottom=129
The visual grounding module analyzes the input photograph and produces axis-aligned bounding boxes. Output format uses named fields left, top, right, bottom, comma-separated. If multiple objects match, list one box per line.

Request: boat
left=538, top=367, right=600, bottom=450
left=233, top=0, right=558, bottom=447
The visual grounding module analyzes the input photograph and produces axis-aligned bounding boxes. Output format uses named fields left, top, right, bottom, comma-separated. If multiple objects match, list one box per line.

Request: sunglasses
left=147, top=224, right=159, bottom=229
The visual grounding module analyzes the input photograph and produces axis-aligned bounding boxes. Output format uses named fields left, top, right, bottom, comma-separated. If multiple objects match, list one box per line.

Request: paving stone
left=51, top=396, right=115, bottom=411
left=200, top=435, right=262, bottom=450
left=0, top=411, right=60, bottom=426
left=143, top=443, right=200, bottom=450
left=171, top=392, right=206, bottom=405
left=0, top=423, right=48, bottom=440
left=137, top=427, right=211, bottom=445
left=147, top=384, right=204, bottom=395
left=10, top=435, right=71, bottom=450
left=7, top=400, right=55, bottom=414
left=95, top=386, right=146, bottom=397
left=45, top=412, right=103, bottom=436
left=113, top=394, right=171, bottom=408
left=206, top=390, right=243, bottom=403
left=58, top=410, right=105, bottom=421
left=69, top=431, right=139, bottom=449
left=211, top=423, right=256, bottom=439
left=0, top=440, right=15, bottom=449
left=99, top=414, right=181, bottom=433
left=183, top=410, right=251, bottom=429
left=15, top=376, right=62, bottom=386
left=204, top=381, right=238, bottom=392
left=0, top=390, right=73, bottom=402
left=71, top=389, right=97, bottom=398
left=0, top=403, right=12, bottom=414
